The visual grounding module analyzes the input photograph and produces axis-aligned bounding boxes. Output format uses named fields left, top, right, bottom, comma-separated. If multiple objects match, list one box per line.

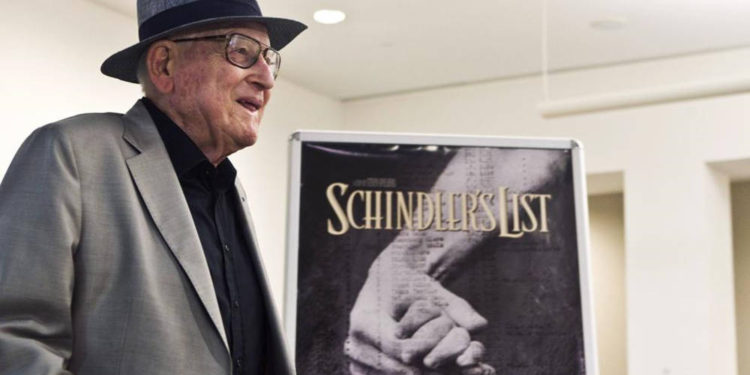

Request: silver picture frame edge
left=284, top=130, right=598, bottom=374
left=284, top=133, right=303, bottom=364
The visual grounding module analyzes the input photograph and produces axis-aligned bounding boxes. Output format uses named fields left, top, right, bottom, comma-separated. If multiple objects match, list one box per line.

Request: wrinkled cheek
left=175, top=72, right=201, bottom=96
left=173, top=72, right=212, bottom=114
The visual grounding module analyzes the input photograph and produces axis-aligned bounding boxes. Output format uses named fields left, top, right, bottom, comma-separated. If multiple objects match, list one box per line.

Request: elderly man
left=0, top=1, right=304, bottom=374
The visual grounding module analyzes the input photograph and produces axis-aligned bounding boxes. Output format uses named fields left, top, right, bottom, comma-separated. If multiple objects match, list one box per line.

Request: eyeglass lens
left=227, top=34, right=281, bottom=78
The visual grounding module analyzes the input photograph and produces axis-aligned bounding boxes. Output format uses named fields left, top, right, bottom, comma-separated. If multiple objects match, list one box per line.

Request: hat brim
left=101, top=16, right=306, bottom=83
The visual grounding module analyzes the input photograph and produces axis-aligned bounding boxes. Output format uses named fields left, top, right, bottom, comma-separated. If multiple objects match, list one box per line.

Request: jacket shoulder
left=42, top=112, right=125, bottom=138
left=26, top=112, right=132, bottom=155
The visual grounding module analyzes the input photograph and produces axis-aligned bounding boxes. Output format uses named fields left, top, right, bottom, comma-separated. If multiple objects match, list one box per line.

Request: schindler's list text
left=325, top=182, right=552, bottom=237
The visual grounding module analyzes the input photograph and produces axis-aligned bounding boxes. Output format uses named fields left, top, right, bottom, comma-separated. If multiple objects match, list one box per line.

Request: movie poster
left=287, top=134, right=592, bottom=375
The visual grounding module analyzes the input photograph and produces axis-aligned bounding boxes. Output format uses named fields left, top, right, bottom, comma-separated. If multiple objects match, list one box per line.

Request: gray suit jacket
left=0, top=101, right=293, bottom=374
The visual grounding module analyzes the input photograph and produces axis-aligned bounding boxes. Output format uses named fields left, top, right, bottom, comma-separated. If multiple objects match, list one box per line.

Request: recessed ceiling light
left=590, top=17, right=627, bottom=31
left=314, top=9, right=346, bottom=25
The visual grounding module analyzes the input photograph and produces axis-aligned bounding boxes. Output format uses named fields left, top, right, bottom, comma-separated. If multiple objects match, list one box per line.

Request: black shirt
left=143, top=98, right=267, bottom=375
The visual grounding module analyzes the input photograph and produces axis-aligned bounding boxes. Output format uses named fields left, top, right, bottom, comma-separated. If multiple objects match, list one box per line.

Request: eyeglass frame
left=171, top=33, right=282, bottom=79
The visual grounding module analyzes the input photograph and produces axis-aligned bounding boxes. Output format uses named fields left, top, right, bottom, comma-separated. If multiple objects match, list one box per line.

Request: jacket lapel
left=120, top=101, right=229, bottom=351
left=234, top=181, right=295, bottom=375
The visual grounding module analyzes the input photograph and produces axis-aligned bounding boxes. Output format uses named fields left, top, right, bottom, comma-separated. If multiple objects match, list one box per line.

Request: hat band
left=139, top=0, right=262, bottom=41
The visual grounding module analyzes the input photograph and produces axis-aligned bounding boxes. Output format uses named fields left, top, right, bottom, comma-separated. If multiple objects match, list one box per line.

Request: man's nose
left=247, top=56, right=275, bottom=90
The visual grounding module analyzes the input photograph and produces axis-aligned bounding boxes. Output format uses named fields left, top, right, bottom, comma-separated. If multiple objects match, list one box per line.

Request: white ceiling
left=89, top=0, right=750, bottom=100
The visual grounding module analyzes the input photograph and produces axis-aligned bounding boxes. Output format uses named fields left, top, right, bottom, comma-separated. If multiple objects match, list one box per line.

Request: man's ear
left=146, top=41, right=178, bottom=94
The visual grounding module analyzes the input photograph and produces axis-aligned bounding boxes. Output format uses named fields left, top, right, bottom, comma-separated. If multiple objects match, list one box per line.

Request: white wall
left=0, top=0, right=345, bottom=311
left=0, top=0, right=141, bottom=173
left=342, top=51, right=750, bottom=375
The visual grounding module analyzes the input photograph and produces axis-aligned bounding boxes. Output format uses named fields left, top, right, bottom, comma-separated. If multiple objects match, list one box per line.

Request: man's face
left=168, top=23, right=274, bottom=156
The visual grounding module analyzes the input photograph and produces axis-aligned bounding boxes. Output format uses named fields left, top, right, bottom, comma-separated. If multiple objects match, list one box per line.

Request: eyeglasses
left=172, top=33, right=281, bottom=79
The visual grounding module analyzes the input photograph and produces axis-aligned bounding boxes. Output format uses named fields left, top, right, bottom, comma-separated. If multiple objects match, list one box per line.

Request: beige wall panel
left=589, top=194, right=627, bottom=375
left=734, top=181, right=750, bottom=375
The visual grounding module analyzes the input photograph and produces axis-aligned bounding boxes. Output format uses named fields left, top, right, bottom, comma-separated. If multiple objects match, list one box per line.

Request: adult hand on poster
left=345, top=250, right=496, bottom=374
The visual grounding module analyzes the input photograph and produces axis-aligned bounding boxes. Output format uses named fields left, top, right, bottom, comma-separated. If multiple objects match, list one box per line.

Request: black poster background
left=294, top=141, right=585, bottom=374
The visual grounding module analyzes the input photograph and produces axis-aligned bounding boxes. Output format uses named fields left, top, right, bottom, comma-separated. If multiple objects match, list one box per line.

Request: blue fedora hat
left=101, top=0, right=307, bottom=83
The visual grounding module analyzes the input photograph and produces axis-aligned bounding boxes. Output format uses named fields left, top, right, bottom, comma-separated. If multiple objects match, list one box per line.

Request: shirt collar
left=142, top=97, right=237, bottom=189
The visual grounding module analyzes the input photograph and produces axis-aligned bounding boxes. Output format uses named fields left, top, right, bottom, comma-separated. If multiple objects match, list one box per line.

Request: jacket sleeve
left=0, top=125, right=80, bottom=374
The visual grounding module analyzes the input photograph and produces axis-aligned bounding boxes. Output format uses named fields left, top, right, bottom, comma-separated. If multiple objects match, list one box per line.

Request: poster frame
left=284, top=130, right=598, bottom=375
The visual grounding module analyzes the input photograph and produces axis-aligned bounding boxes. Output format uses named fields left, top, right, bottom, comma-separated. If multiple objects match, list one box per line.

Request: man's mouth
left=237, top=98, right=262, bottom=112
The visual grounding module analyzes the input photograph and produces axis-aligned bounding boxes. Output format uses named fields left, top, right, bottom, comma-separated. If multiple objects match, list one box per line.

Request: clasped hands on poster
left=345, top=232, right=496, bottom=375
